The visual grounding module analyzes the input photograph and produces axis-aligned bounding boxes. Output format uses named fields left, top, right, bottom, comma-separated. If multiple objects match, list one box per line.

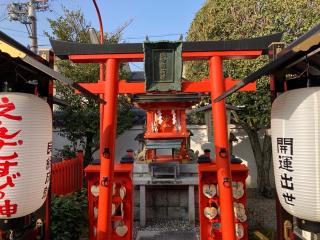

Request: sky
left=0, top=0, right=206, bottom=48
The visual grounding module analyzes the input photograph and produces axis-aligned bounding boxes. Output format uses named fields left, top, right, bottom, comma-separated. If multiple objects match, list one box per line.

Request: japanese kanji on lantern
left=271, top=87, right=320, bottom=222
left=0, top=93, right=52, bottom=219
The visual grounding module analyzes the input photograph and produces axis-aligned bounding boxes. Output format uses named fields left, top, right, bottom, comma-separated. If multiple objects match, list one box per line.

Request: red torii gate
left=51, top=33, right=282, bottom=240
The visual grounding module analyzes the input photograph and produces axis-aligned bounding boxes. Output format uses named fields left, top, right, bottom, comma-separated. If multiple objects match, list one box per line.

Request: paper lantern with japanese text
left=271, top=87, right=320, bottom=222
left=0, top=93, right=52, bottom=219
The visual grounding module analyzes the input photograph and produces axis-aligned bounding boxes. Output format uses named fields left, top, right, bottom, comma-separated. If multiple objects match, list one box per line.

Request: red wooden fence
left=51, top=151, right=84, bottom=195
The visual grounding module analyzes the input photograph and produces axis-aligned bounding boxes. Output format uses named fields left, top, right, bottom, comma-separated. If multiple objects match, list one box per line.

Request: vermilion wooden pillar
left=97, top=59, right=119, bottom=240
left=210, top=56, right=236, bottom=240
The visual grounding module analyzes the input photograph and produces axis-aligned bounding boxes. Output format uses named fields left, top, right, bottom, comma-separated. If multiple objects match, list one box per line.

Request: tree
left=47, top=8, right=133, bottom=166
left=185, top=0, right=320, bottom=197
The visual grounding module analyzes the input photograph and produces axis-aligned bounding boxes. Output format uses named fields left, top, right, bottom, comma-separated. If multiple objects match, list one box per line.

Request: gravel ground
left=133, top=220, right=200, bottom=240
left=132, top=195, right=277, bottom=240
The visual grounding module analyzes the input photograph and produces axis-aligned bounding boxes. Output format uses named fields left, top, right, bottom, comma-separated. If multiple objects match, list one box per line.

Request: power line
left=0, top=31, right=34, bottom=40
left=0, top=26, right=47, bottom=38
left=0, top=16, right=7, bottom=23
left=7, top=0, right=50, bottom=53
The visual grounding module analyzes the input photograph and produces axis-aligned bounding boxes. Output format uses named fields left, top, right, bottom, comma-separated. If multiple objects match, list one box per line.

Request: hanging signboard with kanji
left=143, top=41, right=182, bottom=92
left=271, top=87, right=320, bottom=222
left=0, top=93, right=52, bottom=219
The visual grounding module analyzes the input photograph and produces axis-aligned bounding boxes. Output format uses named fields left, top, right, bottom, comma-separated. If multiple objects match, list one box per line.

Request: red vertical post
left=65, top=162, right=68, bottom=194
left=71, top=161, right=74, bottom=192
left=67, top=161, right=71, bottom=194
left=60, top=163, right=64, bottom=195
left=67, top=161, right=70, bottom=194
left=97, top=58, right=119, bottom=240
left=59, top=163, right=62, bottom=194
left=79, top=151, right=84, bottom=190
left=209, top=56, right=236, bottom=240
left=146, top=111, right=153, bottom=133
left=72, top=160, right=76, bottom=192
left=53, top=163, right=57, bottom=194
left=64, top=162, right=68, bottom=194
left=180, top=111, right=187, bottom=134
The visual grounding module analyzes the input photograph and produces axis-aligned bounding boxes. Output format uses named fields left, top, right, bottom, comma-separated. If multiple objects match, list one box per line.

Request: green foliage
left=46, top=8, right=90, bottom=43
left=54, top=145, right=77, bottom=159
left=47, top=8, right=133, bottom=165
left=186, top=0, right=320, bottom=128
left=186, top=0, right=320, bottom=196
left=187, top=111, right=205, bottom=125
left=51, top=189, right=88, bottom=240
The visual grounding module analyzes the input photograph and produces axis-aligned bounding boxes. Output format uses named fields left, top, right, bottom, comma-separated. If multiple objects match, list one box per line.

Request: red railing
left=51, top=151, right=84, bottom=195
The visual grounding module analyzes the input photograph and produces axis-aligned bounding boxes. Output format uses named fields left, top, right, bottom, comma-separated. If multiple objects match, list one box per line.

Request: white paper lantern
left=0, top=93, right=52, bottom=219
left=271, top=87, right=320, bottom=222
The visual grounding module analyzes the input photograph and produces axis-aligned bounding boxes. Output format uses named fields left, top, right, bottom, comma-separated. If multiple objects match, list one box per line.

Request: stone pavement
left=136, top=231, right=197, bottom=240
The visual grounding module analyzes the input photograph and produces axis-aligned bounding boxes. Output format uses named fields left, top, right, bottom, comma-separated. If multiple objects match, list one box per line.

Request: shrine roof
left=132, top=93, right=202, bottom=103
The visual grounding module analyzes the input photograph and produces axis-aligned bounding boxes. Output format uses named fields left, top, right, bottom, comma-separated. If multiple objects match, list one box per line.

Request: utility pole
left=28, top=0, right=37, bottom=53
left=7, top=0, right=49, bottom=53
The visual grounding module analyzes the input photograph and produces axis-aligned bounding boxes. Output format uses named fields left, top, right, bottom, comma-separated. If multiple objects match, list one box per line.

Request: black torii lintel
left=50, top=33, right=283, bottom=59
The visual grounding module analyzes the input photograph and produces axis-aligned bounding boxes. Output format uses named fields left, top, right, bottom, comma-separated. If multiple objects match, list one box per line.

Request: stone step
left=136, top=231, right=198, bottom=240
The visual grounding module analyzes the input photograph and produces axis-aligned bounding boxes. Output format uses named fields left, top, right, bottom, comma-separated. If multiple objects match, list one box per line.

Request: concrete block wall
left=134, top=186, right=199, bottom=221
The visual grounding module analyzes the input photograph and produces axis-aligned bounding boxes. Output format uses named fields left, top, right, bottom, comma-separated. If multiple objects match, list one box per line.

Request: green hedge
left=51, top=189, right=88, bottom=240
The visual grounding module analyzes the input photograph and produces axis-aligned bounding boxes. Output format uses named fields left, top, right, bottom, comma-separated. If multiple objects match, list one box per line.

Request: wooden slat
left=51, top=152, right=84, bottom=196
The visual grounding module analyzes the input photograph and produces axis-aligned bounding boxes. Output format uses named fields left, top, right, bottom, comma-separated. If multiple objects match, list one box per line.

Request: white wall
left=230, top=126, right=275, bottom=188
left=52, top=130, right=74, bottom=156
left=53, top=124, right=273, bottom=188
left=188, top=125, right=209, bottom=154
left=114, top=125, right=144, bottom=161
